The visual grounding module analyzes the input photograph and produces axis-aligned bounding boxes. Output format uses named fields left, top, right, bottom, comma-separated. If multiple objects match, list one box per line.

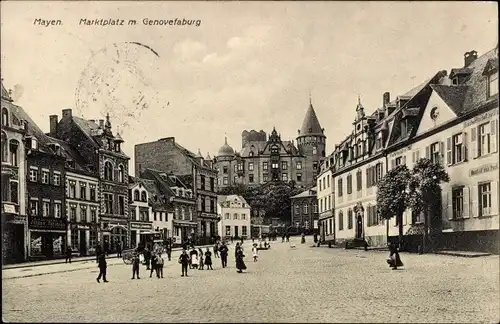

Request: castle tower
left=296, top=95, right=326, bottom=186
left=214, top=137, right=236, bottom=190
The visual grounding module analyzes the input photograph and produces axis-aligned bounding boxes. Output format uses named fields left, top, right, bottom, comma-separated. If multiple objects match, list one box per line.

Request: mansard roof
left=299, top=101, right=325, bottom=137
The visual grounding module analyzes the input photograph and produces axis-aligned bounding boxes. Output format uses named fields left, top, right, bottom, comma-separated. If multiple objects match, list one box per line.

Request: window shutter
left=412, top=151, right=416, bottom=163
left=470, top=127, right=477, bottom=159
left=366, top=168, right=370, bottom=188
left=402, top=155, right=406, bottom=166
left=391, top=159, right=395, bottom=169
left=462, top=186, right=470, bottom=219
left=425, top=146, right=430, bottom=159
left=446, top=137, right=452, bottom=165
left=447, top=191, right=453, bottom=220
left=462, top=132, right=468, bottom=162
left=471, top=185, right=479, bottom=218
left=439, top=141, right=445, bottom=163
left=416, top=150, right=420, bottom=162
left=491, top=181, right=498, bottom=217
left=491, top=120, right=498, bottom=153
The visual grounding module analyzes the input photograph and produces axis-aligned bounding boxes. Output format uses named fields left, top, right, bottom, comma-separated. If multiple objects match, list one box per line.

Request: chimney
left=49, top=115, right=58, bottom=136
left=464, top=50, right=478, bottom=67
left=99, top=119, right=104, bottom=128
left=62, top=109, right=72, bottom=118
left=383, top=92, right=390, bottom=107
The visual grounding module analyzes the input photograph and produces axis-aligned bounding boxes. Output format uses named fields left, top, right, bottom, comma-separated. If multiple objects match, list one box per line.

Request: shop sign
left=314, top=220, right=318, bottom=229
left=29, top=216, right=66, bottom=231
left=469, top=163, right=499, bottom=177
left=464, top=109, right=498, bottom=128
left=3, top=203, right=17, bottom=214
left=71, top=224, right=90, bottom=230
left=130, top=222, right=153, bottom=230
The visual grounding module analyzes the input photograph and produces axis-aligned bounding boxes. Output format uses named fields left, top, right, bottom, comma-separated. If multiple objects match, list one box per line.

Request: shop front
left=28, top=216, right=67, bottom=260
left=129, top=221, right=153, bottom=249
left=100, top=218, right=129, bottom=253
left=172, top=219, right=197, bottom=246
left=2, top=205, right=27, bottom=264
left=69, top=223, right=99, bottom=256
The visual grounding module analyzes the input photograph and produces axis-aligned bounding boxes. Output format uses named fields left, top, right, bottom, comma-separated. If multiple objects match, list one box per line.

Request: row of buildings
left=309, top=46, right=499, bottom=252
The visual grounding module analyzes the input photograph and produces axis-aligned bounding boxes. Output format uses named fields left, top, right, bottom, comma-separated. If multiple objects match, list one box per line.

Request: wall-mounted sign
left=469, top=163, right=499, bottom=177
left=389, top=145, right=412, bottom=158
left=29, top=217, right=66, bottom=231
left=130, top=222, right=153, bottom=230
left=3, top=203, right=17, bottom=214
left=464, top=109, right=499, bottom=128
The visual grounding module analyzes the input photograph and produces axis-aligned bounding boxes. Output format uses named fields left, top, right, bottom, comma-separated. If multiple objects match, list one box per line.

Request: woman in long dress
left=235, top=245, right=247, bottom=273
left=190, top=247, right=199, bottom=269
left=205, top=247, right=213, bottom=270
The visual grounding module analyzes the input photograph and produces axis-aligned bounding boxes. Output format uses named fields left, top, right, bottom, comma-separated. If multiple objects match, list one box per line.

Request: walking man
left=65, top=245, right=72, bottom=263
left=95, top=244, right=101, bottom=263
left=219, top=242, right=229, bottom=268
left=179, top=249, right=190, bottom=277
left=214, top=242, right=219, bottom=258
left=96, top=253, right=108, bottom=283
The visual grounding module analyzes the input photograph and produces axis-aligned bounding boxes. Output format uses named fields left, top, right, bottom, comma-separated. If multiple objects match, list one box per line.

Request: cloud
left=173, top=39, right=207, bottom=61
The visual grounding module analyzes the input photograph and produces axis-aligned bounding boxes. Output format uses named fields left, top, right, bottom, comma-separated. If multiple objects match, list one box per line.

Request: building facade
left=128, top=177, right=154, bottom=248
left=331, top=47, right=499, bottom=252
left=290, top=187, right=319, bottom=233
left=317, top=153, right=335, bottom=243
left=214, top=99, right=326, bottom=190
left=217, top=195, right=251, bottom=239
left=1, top=82, right=28, bottom=263
left=55, top=109, right=130, bottom=252
left=135, top=137, right=218, bottom=242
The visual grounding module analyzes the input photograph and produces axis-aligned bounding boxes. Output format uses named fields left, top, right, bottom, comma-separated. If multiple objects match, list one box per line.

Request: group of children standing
left=131, top=251, right=165, bottom=279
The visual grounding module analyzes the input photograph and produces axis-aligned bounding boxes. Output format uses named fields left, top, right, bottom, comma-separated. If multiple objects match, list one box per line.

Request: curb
left=434, top=251, right=492, bottom=258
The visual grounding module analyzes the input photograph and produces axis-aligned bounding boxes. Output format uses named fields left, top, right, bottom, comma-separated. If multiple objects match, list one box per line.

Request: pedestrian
left=205, top=247, right=213, bottom=270
left=95, top=244, right=102, bottom=263
left=198, top=248, right=205, bottom=270
left=301, top=232, right=306, bottom=244
left=96, top=253, right=108, bottom=283
left=131, top=252, right=140, bottom=279
left=235, top=244, right=247, bottom=273
left=150, top=253, right=158, bottom=278
left=144, top=246, right=151, bottom=270
left=219, top=242, right=229, bottom=268
left=116, top=241, right=122, bottom=258
left=387, top=242, right=404, bottom=270
left=65, top=245, right=72, bottom=263
left=166, top=243, right=172, bottom=261
left=213, top=242, right=219, bottom=258
left=156, top=253, right=164, bottom=278
left=252, top=243, right=259, bottom=262
left=286, top=234, right=290, bottom=242
left=230, top=236, right=234, bottom=243
left=179, top=249, right=190, bottom=277
left=190, top=247, right=199, bottom=269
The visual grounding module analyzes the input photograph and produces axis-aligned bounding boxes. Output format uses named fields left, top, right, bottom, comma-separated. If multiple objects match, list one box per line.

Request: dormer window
left=357, top=140, right=363, bottom=157
left=50, top=143, right=61, bottom=155
left=141, top=191, right=147, bottom=202
left=115, top=143, right=121, bottom=152
left=488, top=71, right=498, bottom=98
left=1, top=108, right=9, bottom=127
left=66, top=160, right=76, bottom=169
left=28, top=137, right=38, bottom=150
left=376, top=133, right=383, bottom=150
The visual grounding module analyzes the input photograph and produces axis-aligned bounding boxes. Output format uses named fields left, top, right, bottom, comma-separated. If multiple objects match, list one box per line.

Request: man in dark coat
left=131, top=252, right=140, bottom=279
left=165, top=243, right=172, bottom=261
left=116, top=241, right=122, bottom=258
left=95, top=244, right=102, bottom=263
left=96, top=253, right=108, bottom=283
left=144, top=247, right=151, bottom=270
left=65, top=246, right=72, bottom=263
left=219, top=242, right=229, bottom=268
left=179, top=249, right=190, bottom=277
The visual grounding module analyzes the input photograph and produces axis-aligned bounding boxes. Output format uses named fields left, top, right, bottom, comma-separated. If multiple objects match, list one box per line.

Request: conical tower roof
left=298, top=96, right=325, bottom=138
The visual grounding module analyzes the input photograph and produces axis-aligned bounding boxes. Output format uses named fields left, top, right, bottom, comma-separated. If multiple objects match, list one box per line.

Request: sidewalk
left=2, top=243, right=216, bottom=271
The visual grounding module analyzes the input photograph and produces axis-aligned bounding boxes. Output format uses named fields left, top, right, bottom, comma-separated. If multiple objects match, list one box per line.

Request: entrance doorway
left=110, top=226, right=127, bottom=252
left=79, top=230, right=87, bottom=256
left=355, top=214, right=363, bottom=239
left=234, top=226, right=239, bottom=238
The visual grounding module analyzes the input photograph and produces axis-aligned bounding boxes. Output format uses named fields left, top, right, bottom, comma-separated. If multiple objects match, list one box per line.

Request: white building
left=128, top=177, right=155, bottom=249
left=217, top=195, right=251, bottom=239
left=317, top=153, right=335, bottom=242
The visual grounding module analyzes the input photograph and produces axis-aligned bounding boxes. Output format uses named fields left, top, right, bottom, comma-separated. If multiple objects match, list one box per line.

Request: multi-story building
left=317, top=153, right=335, bottom=243
left=217, top=195, right=251, bottom=239
left=1, top=82, right=28, bottom=263
left=331, top=47, right=499, bottom=253
left=128, top=176, right=155, bottom=248
left=214, top=99, right=326, bottom=190
left=141, top=168, right=197, bottom=245
left=135, top=137, right=218, bottom=243
left=10, top=105, right=68, bottom=260
left=55, top=109, right=130, bottom=252
left=290, top=186, right=319, bottom=233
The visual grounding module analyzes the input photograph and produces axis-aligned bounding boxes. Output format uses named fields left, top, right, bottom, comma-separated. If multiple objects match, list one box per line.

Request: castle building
left=330, top=47, right=498, bottom=253
left=214, top=99, right=326, bottom=190
left=290, top=186, right=319, bottom=233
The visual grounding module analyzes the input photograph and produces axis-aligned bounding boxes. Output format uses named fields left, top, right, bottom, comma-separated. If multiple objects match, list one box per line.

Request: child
left=252, top=244, right=259, bottom=262
left=156, top=253, right=164, bottom=278
left=198, top=248, right=205, bottom=270
left=132, top=252, right=140, bottom=279
left=150, top=253, right=158, bottom=278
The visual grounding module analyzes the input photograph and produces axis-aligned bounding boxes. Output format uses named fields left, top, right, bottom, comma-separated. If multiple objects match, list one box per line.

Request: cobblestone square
left=2, top=238, right=499, bottom=323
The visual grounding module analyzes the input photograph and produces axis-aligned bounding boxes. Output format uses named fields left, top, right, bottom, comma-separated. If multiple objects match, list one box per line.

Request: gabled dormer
left=483, top=57, right=499, bottom=99
left=48, top=143, right=62, bottom=155
left=25, top=136, right=38, bottom=151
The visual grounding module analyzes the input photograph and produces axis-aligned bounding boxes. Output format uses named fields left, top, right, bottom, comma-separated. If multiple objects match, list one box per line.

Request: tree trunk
left=422, top=206, right=429, bottom=253
left=398, top=212, right=404, bottom=250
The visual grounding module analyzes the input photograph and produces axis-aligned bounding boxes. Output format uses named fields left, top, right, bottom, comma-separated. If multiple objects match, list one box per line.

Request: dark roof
left=1, top=82, right=12, bottom=101
left=430, top=84, right=469, bottom=115
left=45, top=136, right=91, bottom=173
left=8, top=103, right=53, bottom=153
left=299, top=102, right=324, bottom=137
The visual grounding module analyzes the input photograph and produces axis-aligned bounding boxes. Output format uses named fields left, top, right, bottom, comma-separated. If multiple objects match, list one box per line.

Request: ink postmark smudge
left=75, top=42, right=166, bottom=131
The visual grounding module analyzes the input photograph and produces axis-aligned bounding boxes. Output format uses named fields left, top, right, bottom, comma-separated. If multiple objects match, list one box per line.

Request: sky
left=1, top=1, right=498, bottom=176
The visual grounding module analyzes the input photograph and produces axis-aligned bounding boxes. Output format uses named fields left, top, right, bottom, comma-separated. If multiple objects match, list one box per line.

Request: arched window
left=249, top=151, right=254, bottom=157
left=9, top=140, right=19, bottom=166
left=141, top=191, right=147, bottom=202
left=104, top=161, right=113, bottom=181
left=1, top=132, right=7, bottom=162
left=118, top=164, right=124, bottom=182
left=1, top=108, right=9, bottom=127
left=134, top=190, right=139, bottom=201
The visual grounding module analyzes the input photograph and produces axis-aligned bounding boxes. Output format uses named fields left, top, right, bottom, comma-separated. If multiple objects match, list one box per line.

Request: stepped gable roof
left=430, top=84, right=469, bottom=115
left=461, top=47, right=499, bottom=114
left=299, top=99, right=324, bottom=137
